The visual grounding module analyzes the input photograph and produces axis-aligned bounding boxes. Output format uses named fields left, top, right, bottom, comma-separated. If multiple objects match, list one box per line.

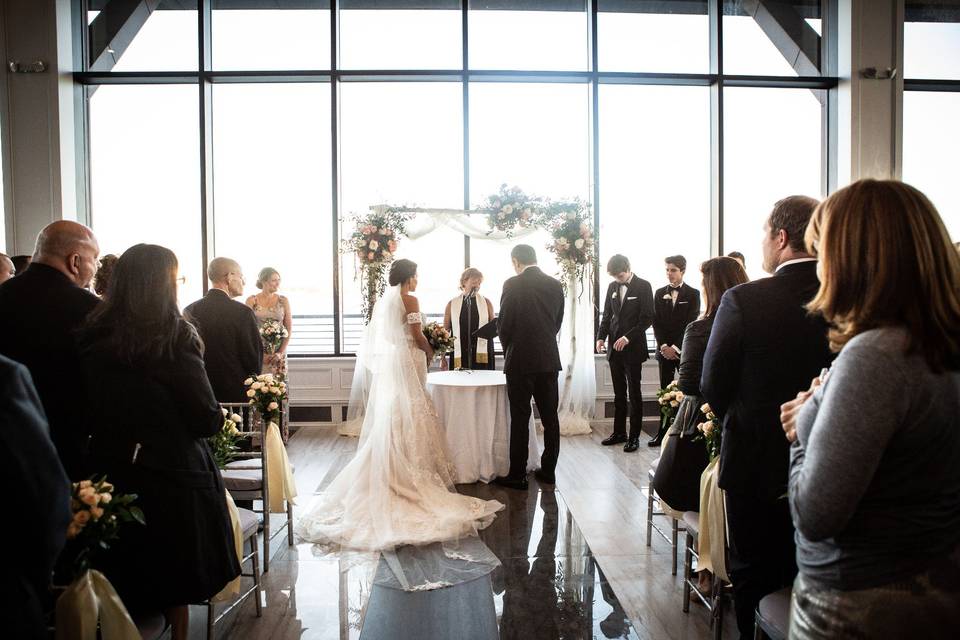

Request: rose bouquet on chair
left=656, top=381, right=684, bottom=430
left=422, top=322, right=455, bottom=362
left=244, top=373, right=288, bottom=426
left=259, top=318, right=288, bottom=355
left=243, top=374, right=297, bottom=513
left=209, top=408, right=244, bottom=470
left=696, top=403, right=721, bottom=461
left=55, top=477, right=145, bottom=638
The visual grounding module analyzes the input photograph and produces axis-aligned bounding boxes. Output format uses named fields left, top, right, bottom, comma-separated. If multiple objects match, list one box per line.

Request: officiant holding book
left=443, top=267, right=496, bottom=370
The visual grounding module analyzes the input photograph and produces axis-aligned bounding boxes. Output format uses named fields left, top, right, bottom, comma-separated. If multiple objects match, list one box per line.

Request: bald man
left=184, top=258, right=261, bottom=403
left=0, top=254, right=14, bottom=284
left=0, top=221, right=100, bottom=478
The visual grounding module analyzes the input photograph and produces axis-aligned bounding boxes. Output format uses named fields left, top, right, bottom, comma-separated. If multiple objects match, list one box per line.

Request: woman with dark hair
left=78, top=244, right=239, bottom=639
left=296, top=258, right=503, bottom=573
left=654, top=256, right=748, bottom=510
left=782, top=180, right=960, bottom=639
left=92, top=253, right=118, bottom=298
left=443, top=267, right=496, bottom=371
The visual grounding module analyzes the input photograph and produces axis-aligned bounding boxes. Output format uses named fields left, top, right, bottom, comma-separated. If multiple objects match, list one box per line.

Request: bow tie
left=669, top=285, right=682, bottom=291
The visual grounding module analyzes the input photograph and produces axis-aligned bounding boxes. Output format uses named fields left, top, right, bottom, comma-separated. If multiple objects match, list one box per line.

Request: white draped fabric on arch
left=339, top=205, right=596, bottom=438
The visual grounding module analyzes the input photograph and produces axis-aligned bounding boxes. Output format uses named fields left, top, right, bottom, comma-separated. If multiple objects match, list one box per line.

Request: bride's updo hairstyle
left=389, top=259, right=417, bottom=286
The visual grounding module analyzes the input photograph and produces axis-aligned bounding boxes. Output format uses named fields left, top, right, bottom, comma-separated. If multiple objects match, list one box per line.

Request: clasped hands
left=596, top=337, right=630, bottom=353
left=659, top=344, right=680, bottom=360
left=781, top=376, right=823, bottom=444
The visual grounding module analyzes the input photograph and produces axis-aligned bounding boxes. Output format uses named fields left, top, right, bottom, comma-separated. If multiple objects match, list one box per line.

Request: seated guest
left=701, top=196, right=832, bottom=637
left=0, top=253, right=14, bottom=283
left=782, top=180, right=960, bottom=639
left=0, top=355, right=71, bottom=640
left=184, top=257, right=261, bottom=403
left=92, top=253, right=118, bottom=298
left=654, top=256, right=748, bottom=512
left=726, top=251, right=746, bottom=270
left=0, top=221, right=100, bottom=478
left=78, top=244, right=240, bottom=639
left=11, top=254, right=32, bottom=276
left=443, top=267, right=496, bottom=370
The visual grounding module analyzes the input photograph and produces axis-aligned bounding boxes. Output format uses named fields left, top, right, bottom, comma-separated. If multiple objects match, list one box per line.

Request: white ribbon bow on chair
left=265, top=421, right=297, bottom=513
left=55, top=570, right=140, bottom=640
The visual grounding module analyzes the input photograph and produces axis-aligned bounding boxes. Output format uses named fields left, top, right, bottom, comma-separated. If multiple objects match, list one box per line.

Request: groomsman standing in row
left=596, top=255, right=655, bottom=453
left=650, top=255, right=700, bottom=445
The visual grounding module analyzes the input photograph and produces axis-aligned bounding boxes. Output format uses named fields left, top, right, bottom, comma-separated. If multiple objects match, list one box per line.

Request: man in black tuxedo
left=650, top=254, right=701, bottom=445
left=596, top=254, right=655, bottom=452
left=701, top=196, right=831, bottom=637
left=0, top=355, right=72, bottom=640
left=0, top=221, right=100, bottom=478
left=495, top=244, right=565, bottom=490
left=184, top=257, right=262, bottom=403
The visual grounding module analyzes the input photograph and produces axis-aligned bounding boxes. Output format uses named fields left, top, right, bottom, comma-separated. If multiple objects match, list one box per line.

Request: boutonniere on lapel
left=662, top=293, right=672, bottom=300
left=612, top=291, right=618, bottom=299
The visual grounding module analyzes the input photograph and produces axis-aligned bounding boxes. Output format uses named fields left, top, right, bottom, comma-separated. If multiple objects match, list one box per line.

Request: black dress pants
left=609, top=352, right=644, bottom=439
left=725, top=491, right=798, bottom=638
left=505, top=371, right=560, bottom=478
left=657, top=355, right=679, bottom=390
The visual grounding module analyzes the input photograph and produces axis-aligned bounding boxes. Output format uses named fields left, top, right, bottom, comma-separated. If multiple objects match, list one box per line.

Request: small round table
left=426, top=370, right=541, bottom=484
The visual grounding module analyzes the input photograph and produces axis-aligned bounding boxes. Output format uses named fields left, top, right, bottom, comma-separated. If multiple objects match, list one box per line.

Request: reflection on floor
left=192, top=426, right=736, bottom=639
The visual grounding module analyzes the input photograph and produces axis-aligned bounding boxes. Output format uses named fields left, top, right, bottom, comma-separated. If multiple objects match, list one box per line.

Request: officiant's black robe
left=447, top=296, right=495, bottom=370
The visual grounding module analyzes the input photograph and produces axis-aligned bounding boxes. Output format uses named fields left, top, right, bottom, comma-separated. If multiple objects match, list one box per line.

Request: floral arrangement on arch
left=545, top=199, right=595, bottom=286
left=341, top=207, right=411, bottom=322
left=480, top=184, right=545, bottom=236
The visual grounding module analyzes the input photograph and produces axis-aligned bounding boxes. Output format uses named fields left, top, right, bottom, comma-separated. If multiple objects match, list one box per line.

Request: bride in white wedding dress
left=296, top=259, right=504, bottom=555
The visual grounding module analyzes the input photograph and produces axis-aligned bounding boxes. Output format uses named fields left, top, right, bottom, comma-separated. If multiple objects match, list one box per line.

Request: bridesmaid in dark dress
left=443, top=267, right=496, bottom=370
left=78, top=244, right=239, bottom=640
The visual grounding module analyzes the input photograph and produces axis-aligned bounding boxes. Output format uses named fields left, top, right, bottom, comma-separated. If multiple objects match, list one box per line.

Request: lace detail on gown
left=295, top=287, right=503, bottom=554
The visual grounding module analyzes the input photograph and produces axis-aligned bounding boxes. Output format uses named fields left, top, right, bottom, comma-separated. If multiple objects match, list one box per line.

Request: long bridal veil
left=295, top=285, right=504, bottom=590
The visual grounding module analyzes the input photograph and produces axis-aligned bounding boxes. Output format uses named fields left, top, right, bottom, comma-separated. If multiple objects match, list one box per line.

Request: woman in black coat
left=78, top=244, right=239, bottom=639
left=653, top=256, right=748, bottom=511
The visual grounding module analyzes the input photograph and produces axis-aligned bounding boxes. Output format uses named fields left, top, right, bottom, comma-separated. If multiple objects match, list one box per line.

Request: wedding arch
left=340, top=185, right=597, bottom=437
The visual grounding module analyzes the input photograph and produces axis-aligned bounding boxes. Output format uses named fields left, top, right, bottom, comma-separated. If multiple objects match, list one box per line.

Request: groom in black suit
left=495, top=245, right=565, bottom=490
left=596, top=255, right=655, bottom=452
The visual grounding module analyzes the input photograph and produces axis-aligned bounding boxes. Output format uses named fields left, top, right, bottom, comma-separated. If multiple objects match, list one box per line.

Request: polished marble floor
left=188, top=425, right=737, bottom=639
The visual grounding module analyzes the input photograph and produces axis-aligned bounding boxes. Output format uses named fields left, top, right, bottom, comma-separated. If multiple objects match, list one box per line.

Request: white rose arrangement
left=259, top=318, right=288, bottom=355
left=695, top=403, right=721, bottom=460
left=209, top=407, right=245, bottom=469
left=64, top=477, right=144, bottom=579
left=246, top=373, right=288, bottom=426
left=656, top=381, right=684, bottom=428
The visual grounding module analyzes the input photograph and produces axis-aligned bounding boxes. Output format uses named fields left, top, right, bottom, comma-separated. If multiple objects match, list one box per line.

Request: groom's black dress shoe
left=601, top=433, right=628, bottom=446
left=493, top=475, right=529, bottom=491
left=623, top=437, right=640, bottom=453
left=647, top=434, right=665, bottom=447
left=534, top=469, right=556, bottom=486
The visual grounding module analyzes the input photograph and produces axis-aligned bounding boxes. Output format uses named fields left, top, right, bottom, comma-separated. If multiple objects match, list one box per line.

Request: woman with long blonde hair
left=781, top=179, right=960, bottom=639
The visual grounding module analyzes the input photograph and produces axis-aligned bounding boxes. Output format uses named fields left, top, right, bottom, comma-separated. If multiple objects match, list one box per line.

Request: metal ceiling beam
left=741, top=0, right=821, bottom=76
left=89, top=0, right=161, bottom=72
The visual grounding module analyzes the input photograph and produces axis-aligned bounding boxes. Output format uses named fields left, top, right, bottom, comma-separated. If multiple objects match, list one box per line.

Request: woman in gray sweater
left=781, top=179, right=960, bottom=639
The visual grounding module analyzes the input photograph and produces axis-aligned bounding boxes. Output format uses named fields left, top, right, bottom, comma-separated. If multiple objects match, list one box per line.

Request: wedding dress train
left=295, top=285, right=504, bottom=554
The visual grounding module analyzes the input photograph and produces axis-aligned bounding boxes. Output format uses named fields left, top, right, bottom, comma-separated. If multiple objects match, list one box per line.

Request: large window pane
left=339, top=83, right=464, bottom=351
left=723, top=87, right=822, bottom=280
left=469, top=82, right=590, bottom=302
left=88, top=4, right=197, bottom=72
left=722, top=0, right=822, bottom=77
left=469, top=1, right=588, bottom=71
left=598, top=85, right=710, bottom=293
left=212, top=3, right=330, bottom=70
left=340, top=1, right=461, bottom=70
left=903, top=91, right=960, bottom=240
left=212, top=84, right=334, bottom=354
left=905, top=2, right=960, bottom=79
left=89, top=85, right=202, bottom=305
left=598, top=1, right=708, bottom=73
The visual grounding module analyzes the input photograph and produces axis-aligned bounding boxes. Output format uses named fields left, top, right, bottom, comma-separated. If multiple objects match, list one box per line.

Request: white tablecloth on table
left=426, top=370, right=542, bottom=484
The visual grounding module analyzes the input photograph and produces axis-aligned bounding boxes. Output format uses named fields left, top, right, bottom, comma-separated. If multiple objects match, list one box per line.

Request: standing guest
left=701, top=196, right=831, bottom=637
left=0, top=355, right=72, bottom=640
left=246, top=267, right=293, bottom=439
left=781, top=180, right=960, bottom=639
left=496, top=244, right=565, bottom=489
left=0, top=253, right=15, bottom=283
left=184, top=257, right=261, bottom=403
left=650, top=255, right=701, bottom=446
left=596, top=254, right=655, bottom=453
left=0, top=221, right=100, bottom=478
left=443, top=267, right=496, bottom=371
left=653, top=256, right=748, bottom=512
left=11, top=254, right=32, bottom=276
left=79, top=244, right=239, bottom=640
left=726, top=251, right=746, bottom=270
left=92, top=253, right=118, bottom=298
